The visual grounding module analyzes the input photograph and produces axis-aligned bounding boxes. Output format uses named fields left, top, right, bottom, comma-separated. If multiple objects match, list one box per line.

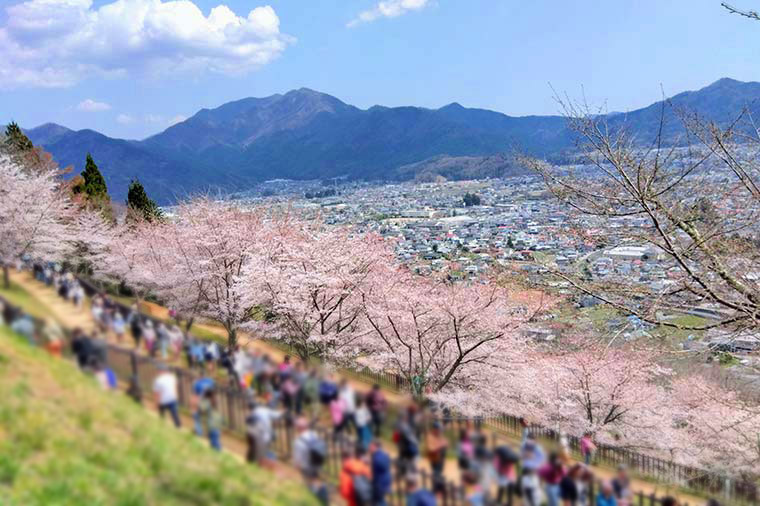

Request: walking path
left=4, top=270, right=330, bottom=501
left=8, top=269, right=708, bottom=505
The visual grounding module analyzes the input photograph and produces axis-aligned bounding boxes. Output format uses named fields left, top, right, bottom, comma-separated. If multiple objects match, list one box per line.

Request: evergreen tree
left=4, top=122, right=34, bottom=153
left=74, top=153, right=109, bottom=201
left=463, top=192, right=482, bottom=206
left=126, top=178, right=163, bottom=222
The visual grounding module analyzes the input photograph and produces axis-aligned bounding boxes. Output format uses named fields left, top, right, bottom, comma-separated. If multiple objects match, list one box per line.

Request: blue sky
left=0, top=0, right=757, bottom=139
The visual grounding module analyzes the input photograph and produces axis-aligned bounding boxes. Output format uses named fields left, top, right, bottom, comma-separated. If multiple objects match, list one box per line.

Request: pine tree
left=4, top=122, right=34, bottom=153
left=78, top=153, right=109, bottom=200
left=126, top=178, right=163, bottom=222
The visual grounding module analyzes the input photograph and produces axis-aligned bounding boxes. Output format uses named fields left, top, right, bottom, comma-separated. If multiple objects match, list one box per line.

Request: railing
left=58, top=277, right=760, bottom=503
left=1, top=290, right=707, bottom=506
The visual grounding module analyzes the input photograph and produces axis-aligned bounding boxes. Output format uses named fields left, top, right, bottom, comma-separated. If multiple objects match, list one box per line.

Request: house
left=706, top=329, right=760, bottom=354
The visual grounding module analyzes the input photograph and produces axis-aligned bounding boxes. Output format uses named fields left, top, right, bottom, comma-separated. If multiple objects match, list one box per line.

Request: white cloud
left=0, top=0, right=294, bottom=89
left=116, top=113, right=135, bottom=124
left=77, top=99, right=111, bottom=112
left=347, top=0, right=430, bottom=27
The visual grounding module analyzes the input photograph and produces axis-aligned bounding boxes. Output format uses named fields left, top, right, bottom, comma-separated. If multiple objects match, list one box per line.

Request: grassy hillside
left=0, top=326, right=316, bottom=506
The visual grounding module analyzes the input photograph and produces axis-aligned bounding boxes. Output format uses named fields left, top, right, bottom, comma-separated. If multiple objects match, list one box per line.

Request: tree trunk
left=2, top=265, right=9, bottom=290
left=184, top=317, right=195, bottom=334
left=227, top=326, right=237, bottom=349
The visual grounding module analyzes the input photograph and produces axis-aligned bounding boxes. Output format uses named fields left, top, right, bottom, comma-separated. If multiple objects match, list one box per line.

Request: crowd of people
left=152, top=340, right=691, bottom=506
left=2, top=263, right=705, bottom=506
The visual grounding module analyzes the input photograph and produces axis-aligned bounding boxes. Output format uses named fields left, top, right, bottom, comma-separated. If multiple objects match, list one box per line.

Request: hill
left=24, top=78, right=760, bottom=203
left=0, top=326, right=316, bottom=506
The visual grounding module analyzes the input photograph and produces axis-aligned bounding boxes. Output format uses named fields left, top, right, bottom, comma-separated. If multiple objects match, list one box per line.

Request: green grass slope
left=0, top=326, right=316, bottom=506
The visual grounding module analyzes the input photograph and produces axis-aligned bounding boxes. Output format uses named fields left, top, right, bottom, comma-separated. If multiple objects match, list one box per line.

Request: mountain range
left=22, top=77, right=760, bottom=203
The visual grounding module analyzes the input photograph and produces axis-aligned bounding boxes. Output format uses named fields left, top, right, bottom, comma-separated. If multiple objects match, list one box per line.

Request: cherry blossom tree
left=0, top=152, right=73, bottom=287
left=139, top=198, right=273, bottom=347
left=486, top=338, right=693, bottom=457
left=671, top=374, right=760, bottom=476
left=362, top=268, right=552, bottom=400
left=245, top=225, right=395, bottom=362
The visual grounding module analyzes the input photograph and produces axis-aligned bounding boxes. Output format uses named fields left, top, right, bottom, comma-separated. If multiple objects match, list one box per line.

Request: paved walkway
left=9, top=269, right=708, bottom=506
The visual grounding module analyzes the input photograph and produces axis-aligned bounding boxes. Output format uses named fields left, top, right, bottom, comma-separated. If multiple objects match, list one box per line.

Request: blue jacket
left=371, top=450, right=392, bottom=498
left=596, top=493, right=617, bottom=506
left=407, top=489, right=436, bottom=506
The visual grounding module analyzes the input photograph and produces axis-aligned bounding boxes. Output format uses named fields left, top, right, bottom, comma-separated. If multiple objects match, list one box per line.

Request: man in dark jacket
left=370, top=440, right=392, bottom=506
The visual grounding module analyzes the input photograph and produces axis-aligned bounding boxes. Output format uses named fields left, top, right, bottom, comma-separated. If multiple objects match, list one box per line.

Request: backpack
left=352, top=474, right=373, bottom=506
left=307, top=436, right=327, bottom=468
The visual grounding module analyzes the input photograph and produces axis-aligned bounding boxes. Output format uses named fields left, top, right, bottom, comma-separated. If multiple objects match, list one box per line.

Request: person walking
left=302, top=368, right=321, bottom=418
left=191, top=369, right=215, bottom=436
left=366, top=383, right=387, bottom=437
left=339, top=447, right=372, bottom=506
left=128, top=305, right=142, bottom=349
left=370, top=440, right=392, bottom=506
left=153, top=364, right=181, bottom=428
left=143, top=320, right=156, bottom=356
left=339, top=379, right=357, bottom=435
left=560, top=464, right=583, bottom=506
left=612, top=465, right=632, bottom=506
left=42, top=318, right=64, bottom=357
left=319, top=373, right=339, bottom=406
left=356, top=395, right=373, bottom=451
left=463, top=470, right=486, bottom=506
left=425, top=421, right=448, bottom=494
left=457, top=428, right=475, bottom=472
left=520, top=468, right=542, bottom=506
left=293, top=417, right=326, bottom=480
left=596, top=481, right=618, bottom=506
left=405, top=474, right=437, bottom=506
left=249, top=399, right=282, bottom=465
left=112, top=310, right=126, bottom=344
left=539, top=452, right=566, bottom=506
left=520, top=435, right=546, bottom=472
left=494, top=445, right=519, bottom=506
left=156, top=322, right=171, bottom=359
left=169, top=324, right=184, bottom=360
left=395, top=407, right=420, bottom=476
left=201, top=389, right=222, bottom=451
left=580, top=432, right=596, bottom=466
left=330, top=393, right=347, bottom=441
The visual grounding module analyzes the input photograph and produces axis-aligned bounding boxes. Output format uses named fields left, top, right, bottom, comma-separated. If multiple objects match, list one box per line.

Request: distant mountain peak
left=22, top=77, right=760, bottom=205
left=440, top=102, right=465, bottom=111
left=707, top=77, right=743, bottom=88
left=23, top=122, right=73, bottom=145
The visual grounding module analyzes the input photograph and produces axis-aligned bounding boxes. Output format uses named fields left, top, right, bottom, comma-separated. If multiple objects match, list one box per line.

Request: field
left=0, top=325, right=317, bottom=506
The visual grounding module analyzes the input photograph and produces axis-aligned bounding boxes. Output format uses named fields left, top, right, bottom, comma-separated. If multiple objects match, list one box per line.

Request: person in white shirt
left=355, top=395, right=372, bottom=450
left=248, top=400, right=282, bottom=464
left=153, top=365, right=181, bottom=427
left=338, top=379, right=357, bottom=434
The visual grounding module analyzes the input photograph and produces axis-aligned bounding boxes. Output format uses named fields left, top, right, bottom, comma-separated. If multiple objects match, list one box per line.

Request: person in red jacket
left=339, top=447, right=372, bottom=506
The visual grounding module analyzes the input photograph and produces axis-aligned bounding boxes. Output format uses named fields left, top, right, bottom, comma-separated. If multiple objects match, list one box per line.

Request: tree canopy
left=463, top=192, right=481, bottom=206
left=126, top=178, right=163, bottom=222
left=4, top=122, right=34, bottom=154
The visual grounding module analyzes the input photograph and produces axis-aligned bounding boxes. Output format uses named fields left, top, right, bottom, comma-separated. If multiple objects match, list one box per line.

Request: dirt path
left=10, top=269, right=709, bottom=505
left=7, top=270, right=332, bottom=500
